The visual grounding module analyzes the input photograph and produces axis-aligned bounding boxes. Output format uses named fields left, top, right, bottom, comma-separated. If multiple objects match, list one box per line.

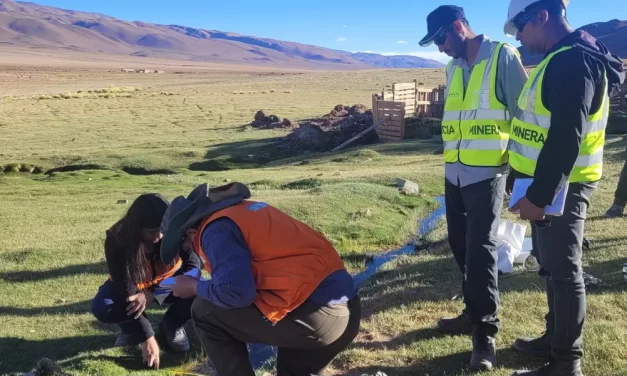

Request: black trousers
left=613, top=158, right=627, bottom=207
left=191, top=296, right=361, bottom=376
left=91, top=280, right=194, bottom=343
left=530, top=182, right=596, bottom=361
left=445, top=176, right=505, bottom=337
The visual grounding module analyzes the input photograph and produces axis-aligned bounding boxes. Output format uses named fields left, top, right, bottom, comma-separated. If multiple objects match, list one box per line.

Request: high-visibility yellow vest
left=509, top=46, right=609, bottom=183
left=442, top=42, right=511, bottom=167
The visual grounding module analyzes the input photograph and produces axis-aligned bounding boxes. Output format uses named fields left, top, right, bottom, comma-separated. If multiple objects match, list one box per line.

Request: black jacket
left=520, top=30, right=625, bottom=207
left=104, top=230, right=202, bottom=299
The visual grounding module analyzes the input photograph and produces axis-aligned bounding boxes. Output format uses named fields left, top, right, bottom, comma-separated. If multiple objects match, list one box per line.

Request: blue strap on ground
left=247, top=196, right=446, bottom=369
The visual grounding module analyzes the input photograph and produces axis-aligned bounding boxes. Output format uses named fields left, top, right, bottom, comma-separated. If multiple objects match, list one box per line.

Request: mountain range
left=519, top=19, right=627, bottom=65
left=0, top=0, right=444, bottom=69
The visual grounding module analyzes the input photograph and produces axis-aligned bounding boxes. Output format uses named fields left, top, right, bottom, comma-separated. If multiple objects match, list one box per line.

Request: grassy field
left=0, top=66, right=626, bottom=376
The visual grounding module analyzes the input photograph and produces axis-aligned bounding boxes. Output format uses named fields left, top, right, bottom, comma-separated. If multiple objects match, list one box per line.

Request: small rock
left=88, top=178, right=92, bottom=181
left=401, top=186, right=420, bottom=196
left=395, top=178, right=419, bottom=195
left=333, top=171, right=342, bottom=176
left=223, top=178, right=231, bottom=183
left=55, top=299, right=67, bottom=304
left=117, top=199, right=129, bottom=205
left=355, top=208, right=373, bottom=218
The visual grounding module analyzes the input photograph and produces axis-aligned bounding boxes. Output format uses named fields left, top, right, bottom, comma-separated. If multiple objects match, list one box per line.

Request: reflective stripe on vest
left=509, top=46, right=609, bottom=183
left=135, top=257, right=182, bottom=290
left=441, top=42, right=511, bottom=167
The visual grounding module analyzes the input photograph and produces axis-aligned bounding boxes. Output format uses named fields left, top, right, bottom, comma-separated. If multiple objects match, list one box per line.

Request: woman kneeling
left=91, top=193, right=201, bottom=369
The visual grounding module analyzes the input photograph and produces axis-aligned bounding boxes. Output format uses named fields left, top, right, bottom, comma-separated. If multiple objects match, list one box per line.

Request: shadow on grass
left=581, top=255, right=627, bottom=295
left=0, top=333, right=201, bottom=375
left=0, top=300, right=91, bottom=317
left=342, top=348, right=545, bottom=376
left=0, top=262, right=107, bottom=282
left=0, top=335, right=113, bottom=374
left=191, top=136, right=444, bottom=172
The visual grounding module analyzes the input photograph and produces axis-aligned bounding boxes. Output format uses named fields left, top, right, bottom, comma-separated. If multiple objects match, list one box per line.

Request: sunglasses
left=513, top=10, right=539, bottom=33
left=433, top=24, right=453, bottom=46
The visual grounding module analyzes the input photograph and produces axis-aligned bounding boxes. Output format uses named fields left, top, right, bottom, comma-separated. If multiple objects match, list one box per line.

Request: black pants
left=445, top=176, right=505, bottom=337
left=530, top=182, right=596, bottom=362
left=191, top=296, right=361, bottom=376
left=613, top=159, right=627, bottom=207
left=91, top=280, right=195, bottom=343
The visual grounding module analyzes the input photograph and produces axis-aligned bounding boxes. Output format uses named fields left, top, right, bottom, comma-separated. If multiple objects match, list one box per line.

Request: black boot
left=470, top=330, right=496, bottom=371
left=513, top=359, right=583, bottom=376
left=159, top=320, right=190, bottom=353
left=513, top=332, right=552, bottom=358
left=437, top=311, right=473, bottom=335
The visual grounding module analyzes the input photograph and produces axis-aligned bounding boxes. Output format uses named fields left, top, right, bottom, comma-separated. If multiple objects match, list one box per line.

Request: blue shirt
left=196, top=218, right=357, bottom=309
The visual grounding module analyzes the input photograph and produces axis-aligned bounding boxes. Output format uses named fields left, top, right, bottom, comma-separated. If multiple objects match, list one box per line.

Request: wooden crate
left=372, top=94, right=405, bottom=142
left=392, top=82, right=416, bottom=117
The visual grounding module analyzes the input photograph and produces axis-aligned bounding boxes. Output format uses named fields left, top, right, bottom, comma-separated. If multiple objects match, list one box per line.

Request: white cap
left=504, top=0, right=570, bottom=36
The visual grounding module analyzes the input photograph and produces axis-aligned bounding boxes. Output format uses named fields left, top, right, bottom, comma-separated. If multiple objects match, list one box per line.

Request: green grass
left=1, top=67, right=626, bottom=376
left=329, top=137, right=627, bottom=376
left=0, top=138, right=443, bottom=375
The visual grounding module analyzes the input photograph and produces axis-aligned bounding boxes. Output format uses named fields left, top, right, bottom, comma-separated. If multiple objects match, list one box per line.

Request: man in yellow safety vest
left=419, top=5, right=528, bottom=371
left=504, top=0, right=625, bottom=375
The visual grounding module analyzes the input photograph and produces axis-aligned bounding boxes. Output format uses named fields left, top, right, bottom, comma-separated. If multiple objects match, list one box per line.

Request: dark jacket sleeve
left=525, top=50, right=604, bottom=207
left=104, top=231, right=138, bottom=298
left=176, top=243, right=202, bottom=274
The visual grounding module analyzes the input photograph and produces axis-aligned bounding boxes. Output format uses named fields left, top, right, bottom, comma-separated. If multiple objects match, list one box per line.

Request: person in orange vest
left=91, top=193, right=202, bottom=370
left=159, top=183, right=361, bottom=376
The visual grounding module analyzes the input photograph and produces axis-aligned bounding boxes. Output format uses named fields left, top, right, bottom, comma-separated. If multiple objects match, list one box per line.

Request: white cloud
left=379, top=51, right=450, bottom=64
left=336, top=37, right=347, bottom=42
left=342, top=25, right=348, bottom=28
left=396, top=40, right=409, bottom=44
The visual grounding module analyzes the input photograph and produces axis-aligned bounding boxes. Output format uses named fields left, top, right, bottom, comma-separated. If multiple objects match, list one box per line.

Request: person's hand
left=126, top=292, right=152, bottom=319
left=509, top=196, right=545, bottom=221
left=172, top=275, right=199, bottom=299
left=142, top=336, right=160, bottom=369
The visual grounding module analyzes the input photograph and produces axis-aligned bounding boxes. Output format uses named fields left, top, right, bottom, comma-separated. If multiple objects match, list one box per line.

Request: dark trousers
left=445, top=176, right=505, bottom=337
left=191, top=296, right=361, bottom=376
left=91, top=280, right=194, bottom=343
left=530, top=182, right=596, bottom=362
left=613, top=159, right=627, bottom=207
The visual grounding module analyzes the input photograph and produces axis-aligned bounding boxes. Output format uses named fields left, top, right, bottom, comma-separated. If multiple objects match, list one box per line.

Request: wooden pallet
left=372, top=94, right=405, bottom=142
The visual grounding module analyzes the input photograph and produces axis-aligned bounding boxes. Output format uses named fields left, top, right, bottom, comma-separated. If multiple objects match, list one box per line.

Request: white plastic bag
left=515, top=237, right=534, bottom=264
left=495, top=220, right=527, bottom=274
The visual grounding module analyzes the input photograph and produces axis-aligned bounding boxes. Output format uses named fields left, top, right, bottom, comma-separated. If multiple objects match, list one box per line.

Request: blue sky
left=29, top=0, right=624, bottom=63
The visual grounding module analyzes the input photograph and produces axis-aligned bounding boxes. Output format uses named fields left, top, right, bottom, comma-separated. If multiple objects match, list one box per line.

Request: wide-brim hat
left=160, top=182, right=251, bottom=263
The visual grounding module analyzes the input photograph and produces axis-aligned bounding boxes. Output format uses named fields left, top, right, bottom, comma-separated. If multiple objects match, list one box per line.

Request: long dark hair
left=109, top=193, right=169, bottom=287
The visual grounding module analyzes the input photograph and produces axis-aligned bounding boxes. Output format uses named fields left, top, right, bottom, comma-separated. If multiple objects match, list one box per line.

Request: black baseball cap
left=419, top=5, right=466, bottom=47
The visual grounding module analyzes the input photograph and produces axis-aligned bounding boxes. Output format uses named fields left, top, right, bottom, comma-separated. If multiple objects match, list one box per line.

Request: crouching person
left=91, top=193, right=202, bottom=369
left=159, top=183, right=361, bottom=376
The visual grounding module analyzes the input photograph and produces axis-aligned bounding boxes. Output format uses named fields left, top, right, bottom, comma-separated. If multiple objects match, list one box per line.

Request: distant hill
left=0, top=0, right=445, bottom=69
left=519, top=19, right=627, bottom=65
left=351, top=52, right=443, bottom=68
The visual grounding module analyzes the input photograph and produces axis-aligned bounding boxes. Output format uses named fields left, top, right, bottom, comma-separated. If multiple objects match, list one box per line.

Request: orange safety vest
left=109, top=257, right=182, bottom=291
left=193, top=200, right=346, bottom=324
left=135, top=257, right=182, bottom=290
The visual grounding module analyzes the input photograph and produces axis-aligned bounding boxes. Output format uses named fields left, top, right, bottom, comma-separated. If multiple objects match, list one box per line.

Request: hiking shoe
left=159, top=321, right=190, bottom=353
left=604, top=204, right=624, bottom=218
left=113, top=333, right=142, bottom=347
left=437, top=312, right=473, bottom=335
left=513, top=332, right=552, bottom=357
left=513, top=360, right=583, bottom=376
left=470, top=332, right=496, bottom=371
